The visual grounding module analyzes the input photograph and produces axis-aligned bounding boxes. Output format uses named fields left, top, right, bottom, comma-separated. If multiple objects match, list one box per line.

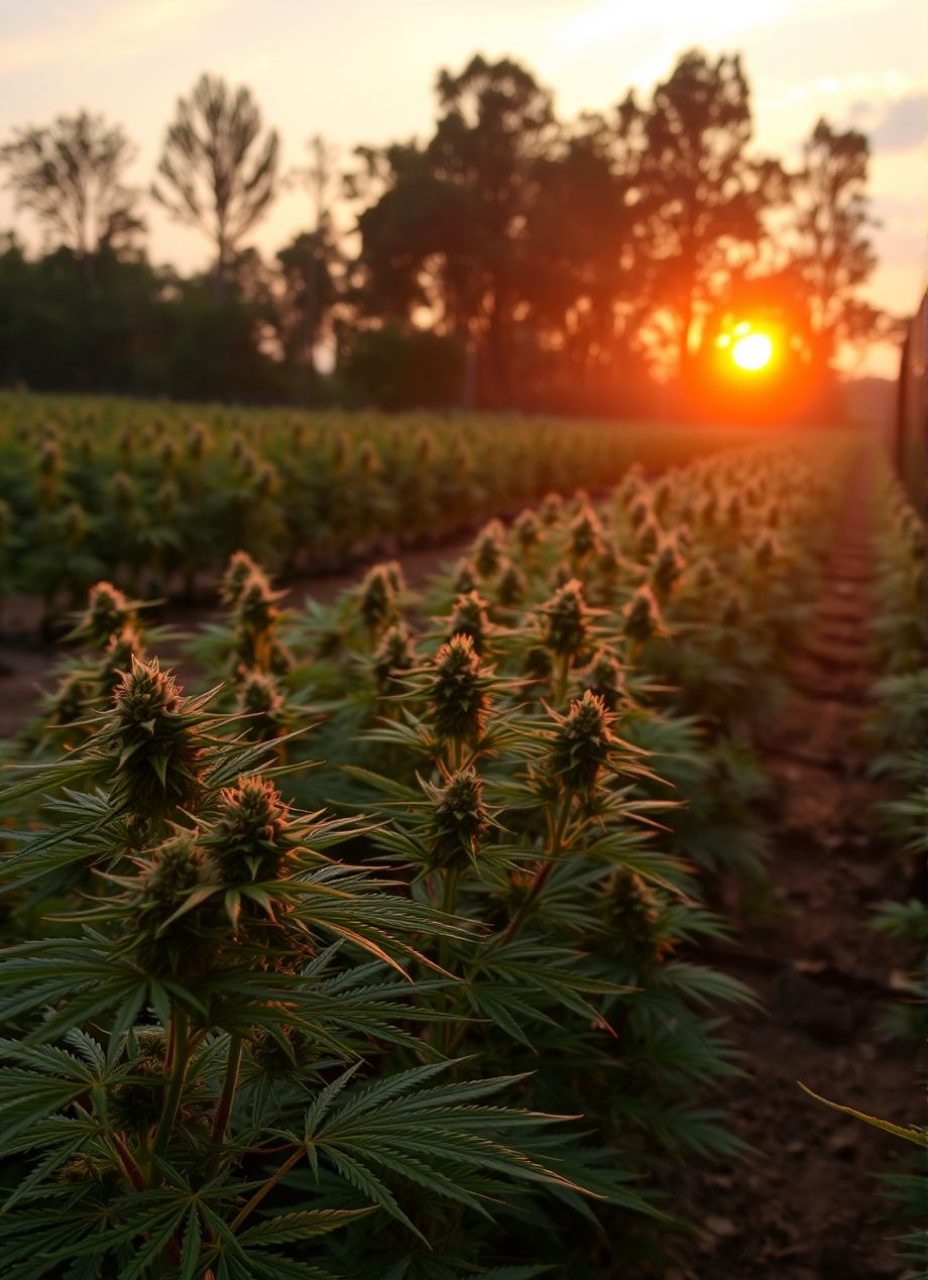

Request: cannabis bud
left=237, top=576, right=279, bottom=639
left=616, top=464, right=644, bottom=510
left=540, top=579, right=591, bottom=659
left=428, top=634, right=491, bottom=745
left=110, top=470, right=136, bottom=510
left=651, top=538, right=684, bottom=600
left=188, top=421, right=211, bottom=461
left=622, top=586, right=663, bottom=645
left=76, top=581, right=136, bottom=648
left=569, top=507, right=602, bottom=566
left=236, top=669, right=285, bottom=741
left=635, top=517, right=660, bottom=559
left=207, top=777, right=294, bottom=885
left=358, top=563, right=401, bottom=636
left=220, top=551, right=264, bottom=609
left=602, top=870, right=665, bottom=967
left=473, top=519, right=506, bottom=577
left=230, top=568, right=290, bottom=674
left=426, top=766, right=490, bottom=871
left=45, top=670, right=95, bottom=728
left=447, top=590, right=492, bottom=654
left=595, top=541, right=621, bottom=585
left=652, top=477, right=673, bottom=518
left=373, top=623, right=415, bottom=692
left=99, top=624, right=146, bottom=696
left=583, top=649, right=626, bottom=713
left=452, top=557, right=481, bottom=596
left=513, top=508, right=541, bottom=553
left=109, top=658, right=202, bottom=823
left=254, top=461, right=279, bottom=499
left=136, top=831, right=214, bottom=975
left=496, top=559, right=527, bottom=608
left=539, top=493, right=564, bottom=527
left=548, top=690, right=613, bottom=797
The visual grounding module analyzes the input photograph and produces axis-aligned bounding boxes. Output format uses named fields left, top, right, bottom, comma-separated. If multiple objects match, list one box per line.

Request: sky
left=0, top=0, right=925, bottom=376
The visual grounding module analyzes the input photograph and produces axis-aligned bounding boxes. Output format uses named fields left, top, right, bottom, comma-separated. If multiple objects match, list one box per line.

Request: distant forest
left=0, top=50, right=899, bottom=417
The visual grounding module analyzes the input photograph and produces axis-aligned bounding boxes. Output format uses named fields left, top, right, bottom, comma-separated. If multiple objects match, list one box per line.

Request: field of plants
left=0, top=394, right=774, bottom=632
left=0, top=397, right=923, bottom=1280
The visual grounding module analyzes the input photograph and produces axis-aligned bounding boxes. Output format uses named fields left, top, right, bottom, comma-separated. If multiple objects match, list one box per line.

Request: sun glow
left=730, top=331, right=774, bottom=372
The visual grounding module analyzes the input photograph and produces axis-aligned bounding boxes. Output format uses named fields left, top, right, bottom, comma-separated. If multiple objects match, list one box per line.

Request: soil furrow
left=674, top=457, right=914, bottom=1280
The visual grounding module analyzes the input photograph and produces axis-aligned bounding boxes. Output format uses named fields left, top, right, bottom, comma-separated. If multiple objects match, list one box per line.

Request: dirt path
left=0, top=535, right=471, bottom=739
left=674, top=456, right=916, bottom=1279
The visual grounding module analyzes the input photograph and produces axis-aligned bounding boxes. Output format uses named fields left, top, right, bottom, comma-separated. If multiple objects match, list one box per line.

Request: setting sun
left=731, top=331, right=774, bottom=371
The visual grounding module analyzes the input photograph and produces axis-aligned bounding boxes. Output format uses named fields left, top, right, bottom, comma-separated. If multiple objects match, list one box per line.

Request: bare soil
left=671, top=459, right=918, bottom=1280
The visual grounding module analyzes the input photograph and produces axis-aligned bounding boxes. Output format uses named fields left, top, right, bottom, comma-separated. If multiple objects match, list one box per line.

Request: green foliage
left=0, top=432, right=861, bottom=1274
left=341, top=325, right=466, bottom=411
left=0, top=393, right=764, bottom=626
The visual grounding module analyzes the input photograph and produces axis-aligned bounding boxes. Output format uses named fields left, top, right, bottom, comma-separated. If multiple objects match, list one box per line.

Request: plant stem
left=112, top=1130, right=146, bottom=1192
left=208, top=1034, right=243, bottom=1168
left=553, top=654, right=570, bottom=706
left=152, top=1010, right=189, bottom=1165
left=230, top=1145, right=305, bottom=1234
left=447, top=793, right=575, bottom=1058
left=498, top=795, right=571, bottom=947
left=438, top=868, right=461, bottom=1053
left=440, top=867, right=461, bottom=920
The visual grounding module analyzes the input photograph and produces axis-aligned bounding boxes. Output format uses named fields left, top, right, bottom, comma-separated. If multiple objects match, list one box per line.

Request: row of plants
left=0, top=436, right=851, bottom=1277
left=856, top=461, right=927, bottom=1276
left=0, top=391, right=770, bottom=628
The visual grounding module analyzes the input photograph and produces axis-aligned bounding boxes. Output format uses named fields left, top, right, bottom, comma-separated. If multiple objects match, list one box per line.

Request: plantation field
left=0, top=417, right=923, bottom=1278
left=1, top=391, right=781, bottom=630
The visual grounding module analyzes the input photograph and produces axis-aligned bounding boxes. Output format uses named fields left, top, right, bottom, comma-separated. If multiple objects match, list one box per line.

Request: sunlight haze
left=0, top=0, right=924, bottom=375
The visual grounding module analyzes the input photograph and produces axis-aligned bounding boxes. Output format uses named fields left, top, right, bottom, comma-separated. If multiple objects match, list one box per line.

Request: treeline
left=0, top=50, right=893, bottom=415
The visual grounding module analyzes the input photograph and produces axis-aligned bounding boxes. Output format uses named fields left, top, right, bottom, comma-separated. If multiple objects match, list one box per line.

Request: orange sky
left=0, top=0, right=925, bottom=376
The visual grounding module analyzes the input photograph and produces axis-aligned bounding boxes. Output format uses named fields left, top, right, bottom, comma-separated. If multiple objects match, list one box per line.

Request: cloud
left=848, top=90, right=926, bottom=153
left=871, top=92, right=927, bottom=153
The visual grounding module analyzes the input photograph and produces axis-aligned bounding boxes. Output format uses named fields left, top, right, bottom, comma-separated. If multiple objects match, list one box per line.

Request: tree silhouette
left=629, top=50, right=785, bottom=377
left=152, top=73, right=280, bottom=286
left=0, top=111, right=144, bottom=259
left=356, top=55, right=556, bottom=404
left=0, top=49, right=894, bottom=415
left=277, top=135, right=341, bottom=386
left=522, top=110, right=644, bottom=395
left=787, top=118, right=885, bottom=369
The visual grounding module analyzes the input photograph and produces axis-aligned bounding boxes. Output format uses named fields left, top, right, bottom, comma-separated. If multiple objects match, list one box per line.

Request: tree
left=0, top=111, right=144, bottom=259
left=342, top=323, right=465, bottom=410
left=629, top=50, right=785, bottom=378
left=786, top=118, right=885, bottom=370
left=276, top=135, right=342, bottom=386
left=355, top=55, right=557, bottom=405
left=152, top=73, right=280, bottom=286
left=519, top=110, right=647, bottom=399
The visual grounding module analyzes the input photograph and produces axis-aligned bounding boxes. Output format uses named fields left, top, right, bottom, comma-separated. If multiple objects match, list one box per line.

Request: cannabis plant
left=0, top=660, right=605, bottom=1279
